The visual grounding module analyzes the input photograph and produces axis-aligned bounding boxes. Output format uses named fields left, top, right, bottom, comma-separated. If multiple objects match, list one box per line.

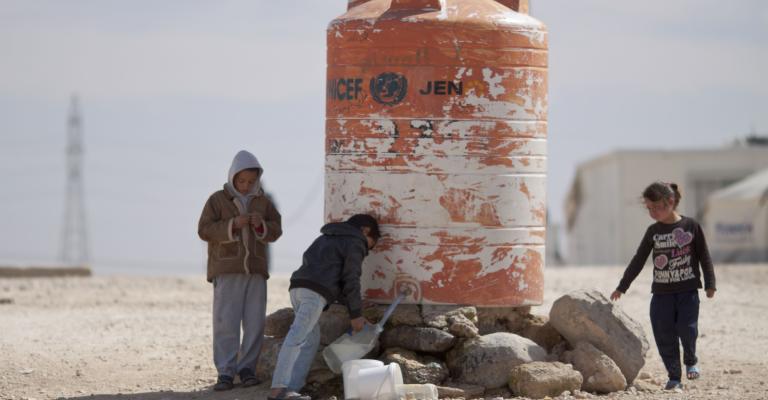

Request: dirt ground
left=1, top=264, right=767, bottom=400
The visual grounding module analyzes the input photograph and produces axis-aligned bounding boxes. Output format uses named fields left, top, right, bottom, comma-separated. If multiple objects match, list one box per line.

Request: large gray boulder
left=257, top=336, right=331, bottom=383
left=549, top=290, right=649, bottom=383
left=508, top=361, right=583, bottom=399
left=318, top=304, right=350, bottom=345
left=447, top=313, right=480, bottom=338
left=563, top=341, right=627, bottom=393
left=476, top=306, right=529, bottom=335
left=255, top=336, right=283, bottom=381
left=380, top=325, right=456, bottom=353
left=381, top=347, right=448, bottom=385
left=520, top=314, right=564, bottom=352
left=258, top=336, right=335, bottom=386
left=446, top=332, right=547, bottom=389
left=265, top=307, right=294, bottom=338
left=422, top=305, right=477, bottom=329
left=364, top=303, right=423, bottom=327
left=305, top=347, right=336, bottom=385
left=266, top=304, right=360, bottom=346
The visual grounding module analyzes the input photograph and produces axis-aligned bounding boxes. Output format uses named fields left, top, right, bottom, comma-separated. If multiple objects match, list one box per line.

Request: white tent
left=704, top=168, right=768, bottom=263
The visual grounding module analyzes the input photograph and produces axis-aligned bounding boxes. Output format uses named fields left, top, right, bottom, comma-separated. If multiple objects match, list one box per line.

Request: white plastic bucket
left=342, top=359, right=384, bottom=400
left=341, top=360, right=403, bottom=400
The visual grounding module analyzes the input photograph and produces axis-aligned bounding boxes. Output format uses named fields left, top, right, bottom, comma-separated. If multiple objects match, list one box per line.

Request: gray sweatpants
left=212, top=273, right=267, bottom=378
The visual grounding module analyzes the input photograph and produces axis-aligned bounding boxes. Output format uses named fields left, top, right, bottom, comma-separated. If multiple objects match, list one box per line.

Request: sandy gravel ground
left=1, top=264, right=767, bottom=400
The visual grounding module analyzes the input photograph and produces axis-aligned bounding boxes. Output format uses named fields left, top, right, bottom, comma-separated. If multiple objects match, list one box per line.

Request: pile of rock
left=258, top=289, right=650, bottom=399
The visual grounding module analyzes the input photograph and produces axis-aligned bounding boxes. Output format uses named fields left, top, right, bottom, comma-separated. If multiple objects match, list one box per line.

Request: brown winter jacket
left=198, top=185, right=282, bottom=282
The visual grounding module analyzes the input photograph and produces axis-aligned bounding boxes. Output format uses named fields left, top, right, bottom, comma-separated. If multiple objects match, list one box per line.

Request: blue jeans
left=271, top=288, right=327, bottom=391
left=650, top=290, right=700, bottom=381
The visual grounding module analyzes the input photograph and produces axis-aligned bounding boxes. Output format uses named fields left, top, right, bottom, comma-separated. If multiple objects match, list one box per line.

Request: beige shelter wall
left=706, top=199, right=766, bottom=250
left=704, top=197, right=768, bottom=262
left=567, top=155, right=621, bottom=264
left=567, top=148, right=768, bottom=265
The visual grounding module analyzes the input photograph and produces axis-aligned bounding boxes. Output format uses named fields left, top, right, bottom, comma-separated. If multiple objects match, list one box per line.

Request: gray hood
left=225, top=150, right=263, bottom=206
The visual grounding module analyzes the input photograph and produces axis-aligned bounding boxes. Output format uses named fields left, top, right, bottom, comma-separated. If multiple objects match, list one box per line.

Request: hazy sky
left=1, top=1, right=766, bottom=274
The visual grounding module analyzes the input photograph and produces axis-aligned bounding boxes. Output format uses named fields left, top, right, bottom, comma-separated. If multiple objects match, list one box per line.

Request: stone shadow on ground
left=57, top=384, right=273, bottom=400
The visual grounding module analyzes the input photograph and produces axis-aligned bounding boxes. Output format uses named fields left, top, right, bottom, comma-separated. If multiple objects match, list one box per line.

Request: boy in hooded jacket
left=268, top=214, right=380, bottom=400
left=198, top=150, right=282, bottom=391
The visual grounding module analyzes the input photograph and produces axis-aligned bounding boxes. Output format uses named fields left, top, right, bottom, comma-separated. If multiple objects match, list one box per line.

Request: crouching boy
left=268, top=214, right=380, bottom=400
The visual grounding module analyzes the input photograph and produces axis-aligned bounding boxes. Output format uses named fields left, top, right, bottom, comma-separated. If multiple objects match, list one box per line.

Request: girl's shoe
left=664, top=380, right=683, bottom=390
left=686, top=365, right=701, bottom=380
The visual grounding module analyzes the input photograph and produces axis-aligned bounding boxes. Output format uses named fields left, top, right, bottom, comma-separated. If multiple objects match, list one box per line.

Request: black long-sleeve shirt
left=617, top=216, right=716, bottom=294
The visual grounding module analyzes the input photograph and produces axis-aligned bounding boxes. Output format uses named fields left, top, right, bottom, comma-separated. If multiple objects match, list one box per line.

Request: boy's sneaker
left=239, top=368, right=261, bottom=388
left=213, top=375, right=234, bottom=391
left=664, top=380, right=683, bottom=390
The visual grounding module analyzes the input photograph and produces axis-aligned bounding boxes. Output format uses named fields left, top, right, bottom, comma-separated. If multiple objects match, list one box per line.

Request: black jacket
left=290, top=222, right=368, bottom=318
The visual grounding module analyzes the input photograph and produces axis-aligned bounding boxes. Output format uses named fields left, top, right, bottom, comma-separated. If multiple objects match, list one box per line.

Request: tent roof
left=709, top=168, right=768, bottom=201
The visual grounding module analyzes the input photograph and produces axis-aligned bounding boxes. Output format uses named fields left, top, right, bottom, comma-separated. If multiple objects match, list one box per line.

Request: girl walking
left=611, top=182, right=716, bottom=390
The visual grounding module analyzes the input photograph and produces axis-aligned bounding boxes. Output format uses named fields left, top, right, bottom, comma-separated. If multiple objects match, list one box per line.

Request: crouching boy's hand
left=350, top=316, right=367, bottom=333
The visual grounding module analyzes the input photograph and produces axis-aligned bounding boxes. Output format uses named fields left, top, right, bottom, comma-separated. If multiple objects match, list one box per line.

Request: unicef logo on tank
left=370, top=72, right=408, bottom=106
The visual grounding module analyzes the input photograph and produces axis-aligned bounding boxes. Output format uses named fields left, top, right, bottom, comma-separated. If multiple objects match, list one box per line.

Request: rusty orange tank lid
left=349, top=0, right=530, bottom=13
left=336, top=0, right=544, bottom=32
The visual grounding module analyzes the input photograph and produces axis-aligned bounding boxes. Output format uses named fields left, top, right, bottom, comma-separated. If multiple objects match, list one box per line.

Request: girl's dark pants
left=650, top=290, right=700, bottom=381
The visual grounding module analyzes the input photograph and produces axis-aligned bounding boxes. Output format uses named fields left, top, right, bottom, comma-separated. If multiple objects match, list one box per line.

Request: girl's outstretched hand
left=610, top=290, right=622, bottom=301
left=706, top=288, right=716, bottom=298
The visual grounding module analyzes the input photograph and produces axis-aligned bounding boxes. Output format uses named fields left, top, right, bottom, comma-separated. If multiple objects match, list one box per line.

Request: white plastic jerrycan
left=323, top=292, right=405, bottom=374
left=323, top=323, right=381, bottom=374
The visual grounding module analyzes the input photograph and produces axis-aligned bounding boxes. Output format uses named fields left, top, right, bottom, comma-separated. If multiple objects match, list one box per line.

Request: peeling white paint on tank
left=483, top=68, right=507, bottom=98
left=326, top=0, right=547, bottom=306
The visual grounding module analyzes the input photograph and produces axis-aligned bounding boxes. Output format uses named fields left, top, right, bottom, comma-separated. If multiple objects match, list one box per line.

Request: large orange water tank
left=325, top=0, right=547, bottom=306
